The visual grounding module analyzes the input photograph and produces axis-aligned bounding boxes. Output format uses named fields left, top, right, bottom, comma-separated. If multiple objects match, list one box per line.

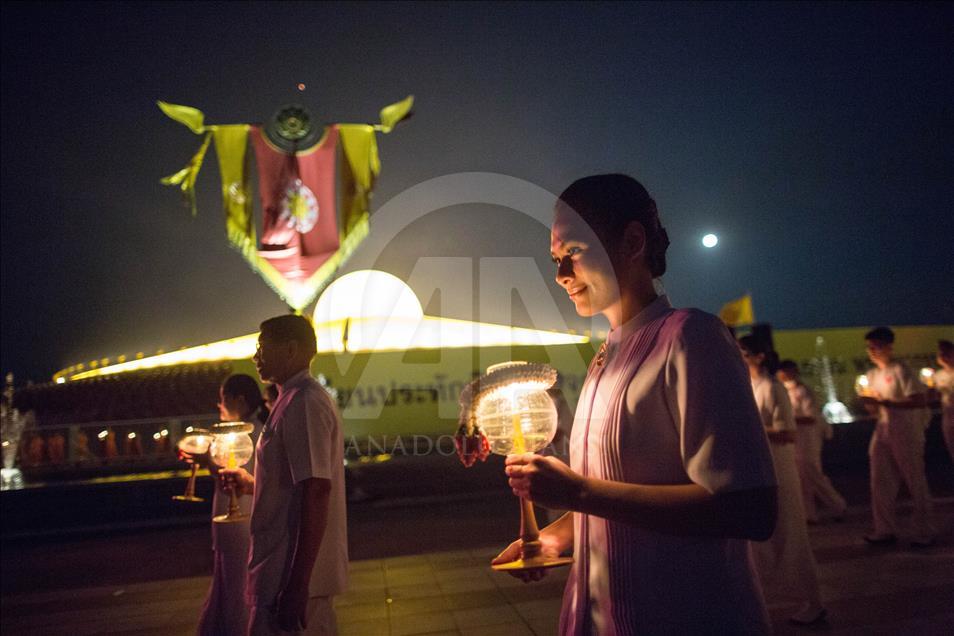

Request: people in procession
left=860, top=327, right=936, bottom=547
left=495, top=174, right=779, bottom=634
left=776, top=359, right=847, bottom=524
left=184, top=374, right=267, bottom=636
left=931, top=339, right=954, bottom=462
left=739, top=338, right=827, bottom=625
left=221, top=315, right=348, bottom=635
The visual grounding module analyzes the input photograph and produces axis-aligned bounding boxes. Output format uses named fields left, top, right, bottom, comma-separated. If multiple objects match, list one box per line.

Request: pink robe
left=560, top=296, right=776, bottom=635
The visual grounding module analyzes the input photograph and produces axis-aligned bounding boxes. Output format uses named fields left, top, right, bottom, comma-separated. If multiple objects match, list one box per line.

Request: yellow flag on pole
left=719, top=294, right=755, bottom=327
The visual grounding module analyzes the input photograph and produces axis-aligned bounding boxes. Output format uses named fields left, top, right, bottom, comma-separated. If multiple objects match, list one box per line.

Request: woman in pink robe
left=495, top=174, right=779, bottom=634
left=181, top=374, right=266, bottom=636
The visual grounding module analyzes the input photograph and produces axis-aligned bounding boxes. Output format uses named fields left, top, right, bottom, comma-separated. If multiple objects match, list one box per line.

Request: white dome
left=313, top=270, right=423, bottom=324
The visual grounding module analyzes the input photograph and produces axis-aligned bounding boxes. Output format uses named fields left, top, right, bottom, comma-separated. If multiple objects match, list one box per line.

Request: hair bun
left=649, top=226, right=669, bottom=278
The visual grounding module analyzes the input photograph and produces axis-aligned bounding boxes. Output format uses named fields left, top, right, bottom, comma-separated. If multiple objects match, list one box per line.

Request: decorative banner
left=719, top=293, right=755, bottom=327
left=158, top=97, right=414, bottom=311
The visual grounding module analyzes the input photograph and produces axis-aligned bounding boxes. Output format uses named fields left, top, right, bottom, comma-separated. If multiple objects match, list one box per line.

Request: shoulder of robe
left=668, top=307, right=735, bottom=343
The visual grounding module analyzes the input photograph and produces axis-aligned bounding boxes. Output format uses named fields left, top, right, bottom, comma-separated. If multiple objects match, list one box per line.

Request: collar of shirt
left=265, top=369, right=312, bottom=423
left=751, top=372, right=771, bottom=391
left=278, top=368, right=312, bottom=393
left=606, top=294, right=673, bottom=348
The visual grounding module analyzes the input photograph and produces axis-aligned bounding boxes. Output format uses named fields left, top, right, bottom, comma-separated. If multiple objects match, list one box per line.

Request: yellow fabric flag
left=338, top=124, right=378, bottom=236
left=212, top=125, right=254, bottom=254
left=378, top=95, right=414, bottom=133
left=160, top=131, right=212, bottom=216
left=719, top=294, right=755, bottom=327
left=157, top=101, right=206, bottom=134
left=337, top=95, right=411, bottom=235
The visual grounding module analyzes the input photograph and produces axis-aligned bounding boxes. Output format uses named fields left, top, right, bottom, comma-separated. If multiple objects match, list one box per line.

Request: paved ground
left=2, top=495, right=953, bottom=636
left=3, top=443, right=953, bottom=635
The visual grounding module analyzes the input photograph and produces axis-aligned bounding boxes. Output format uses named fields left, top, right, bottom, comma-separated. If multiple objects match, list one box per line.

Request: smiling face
left=550, top=202, right=622, bottom=323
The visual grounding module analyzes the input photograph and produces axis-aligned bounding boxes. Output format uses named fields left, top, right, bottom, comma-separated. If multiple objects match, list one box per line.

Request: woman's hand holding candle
left=218, top=467, right=254, bottom=496
left=505, top=453, right=586, bottom=510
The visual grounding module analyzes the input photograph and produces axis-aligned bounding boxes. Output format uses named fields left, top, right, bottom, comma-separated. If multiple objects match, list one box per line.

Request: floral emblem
left=279, top=178, right=319, bottom=234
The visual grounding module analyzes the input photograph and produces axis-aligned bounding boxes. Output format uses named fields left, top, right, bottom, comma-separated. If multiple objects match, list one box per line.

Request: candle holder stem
left=228, top=487, right=240, bottom=516
left=492, top=495, right=572, bottom=571
left=519, top=497, right=542, bottom=560
left=214, top=477, right=249, bottom=523
left=185, top=463, right=198, bottom=498
left=172, top=463, right=204, bottom=502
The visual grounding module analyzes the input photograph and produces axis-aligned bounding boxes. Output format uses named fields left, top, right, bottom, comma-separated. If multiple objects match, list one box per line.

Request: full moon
left=702, top=233, right=718, bottom=248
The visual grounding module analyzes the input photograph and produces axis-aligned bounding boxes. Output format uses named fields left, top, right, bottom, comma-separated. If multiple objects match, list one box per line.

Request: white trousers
left=794, top=425, right=846, bottom=522
left=198, top=521, right=251, bottom=636
left=868, top=421, right=935, bottom=539
left=752, top=442, right=823, bottom=609
left=249, top=596, right=336, bottom=636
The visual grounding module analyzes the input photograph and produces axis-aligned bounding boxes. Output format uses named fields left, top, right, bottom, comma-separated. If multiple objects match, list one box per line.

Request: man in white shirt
left=860, top=327, right=935, bottom=548
left=223, top=314, right=348, bottom=635
left=776, top=360, right=847, bottom=524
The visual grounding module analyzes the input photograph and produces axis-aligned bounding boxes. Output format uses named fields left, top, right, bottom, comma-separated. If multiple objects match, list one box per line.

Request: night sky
left=2, top=2, right=952, bottom=383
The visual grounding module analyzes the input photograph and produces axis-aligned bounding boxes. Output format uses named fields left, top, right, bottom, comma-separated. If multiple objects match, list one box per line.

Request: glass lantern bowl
left=209, top=422, right=255, bottom=523
left=459, top=361, right=573, bottom=572
left=476, top=364, right=559, bottom=456
left=172, top=428, right=213, bottom=502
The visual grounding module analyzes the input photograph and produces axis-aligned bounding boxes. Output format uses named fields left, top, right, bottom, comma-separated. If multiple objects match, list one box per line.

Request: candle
left=855, top=374, right=872, bottom=397
left=208, top=423, right=255, bottom=524
left=511, top=412, right=526, bottom=454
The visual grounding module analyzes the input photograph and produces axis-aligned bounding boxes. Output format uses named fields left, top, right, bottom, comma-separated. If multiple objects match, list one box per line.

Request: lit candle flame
left=226, top=433, right=238, bottom=469
left=511, top=412, right=526, bottom=454
left=855, top=375, right=872, bottom=397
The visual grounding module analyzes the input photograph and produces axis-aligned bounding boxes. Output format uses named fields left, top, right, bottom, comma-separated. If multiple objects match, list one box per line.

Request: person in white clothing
left=931, top=340, right=954, bottom=462
left=860, top=327, right=936, bottom=547
left=495, top=174, right=778, bottom=635
left=184, top=374, right=266, bottom=636
left=222, top=315, right=348, bottom=635
left=776, top=360, right=847, bottom=524
left=739, top=338, right=826, bottom=625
